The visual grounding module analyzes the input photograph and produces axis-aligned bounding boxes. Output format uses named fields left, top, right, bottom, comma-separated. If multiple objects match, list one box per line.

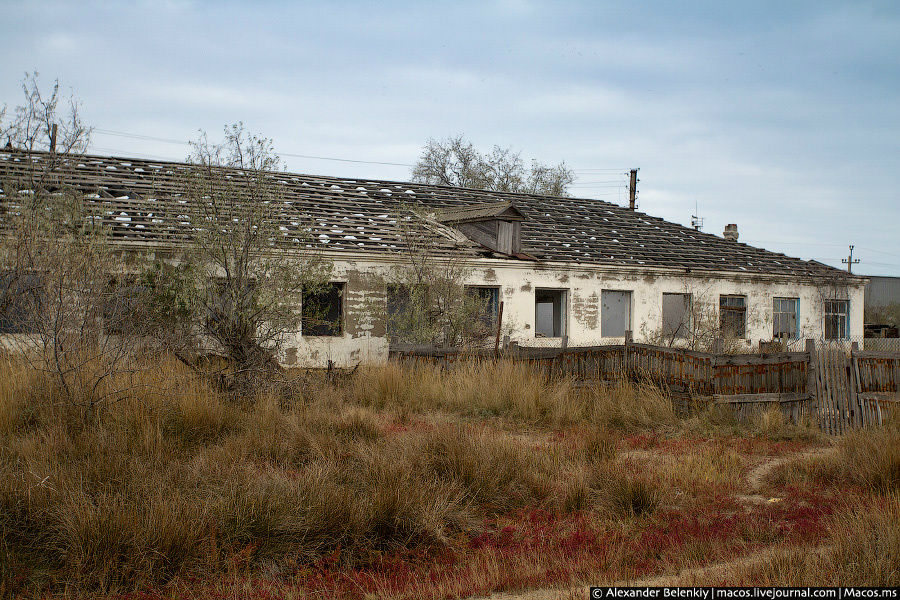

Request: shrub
left=416, top=425, right=550, bottom=512
left=559, top=462, right=663, bottom=517
left=600, top=469, right=663, bottom=517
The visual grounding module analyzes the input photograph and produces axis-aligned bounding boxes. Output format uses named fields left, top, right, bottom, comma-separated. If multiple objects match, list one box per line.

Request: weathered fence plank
left=390, top=339, right=899, bottom=433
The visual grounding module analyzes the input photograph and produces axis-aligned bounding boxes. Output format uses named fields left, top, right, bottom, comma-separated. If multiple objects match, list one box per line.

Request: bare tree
left=1, top=72, right=91, bottom=155
left=866, top=303, right=900, bottom=328
left=411, top=135, right=575, bottom=196
left=0, top=73, right=148, bottom=415
left=176, top=123, right=332, bottom=383
left=382, top=204, right=507, bottom=349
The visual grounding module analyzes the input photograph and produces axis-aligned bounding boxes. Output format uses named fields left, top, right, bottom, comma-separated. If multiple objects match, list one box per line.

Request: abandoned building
left=0, top=150, right=866, bottom=367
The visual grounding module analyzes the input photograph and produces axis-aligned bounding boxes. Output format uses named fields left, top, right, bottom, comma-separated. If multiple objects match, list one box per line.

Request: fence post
left=624, top=330, right=633, bottom=380
left=805, top=339, right=818, bottom=425
left=561, top=335, right=568, bottom=350
left=713, top=337, right=725, bottom=355
left=850, top=341, right=861, bottom=427
left=494, top=301, right=505, bottom=358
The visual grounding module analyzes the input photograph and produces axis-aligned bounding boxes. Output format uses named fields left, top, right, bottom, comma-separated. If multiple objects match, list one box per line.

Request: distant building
left=864, top=275, right=900, bottom=313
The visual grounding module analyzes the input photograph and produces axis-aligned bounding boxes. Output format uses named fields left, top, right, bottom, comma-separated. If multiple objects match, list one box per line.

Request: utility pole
left=628, top=168, right=639, bottom=210
left=842, top=245, right=860, bottom=274
left=49, top=123, right=58, bottom=154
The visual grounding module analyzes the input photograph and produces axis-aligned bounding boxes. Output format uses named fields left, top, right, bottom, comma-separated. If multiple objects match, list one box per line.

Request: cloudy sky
left=2, top=0, right=898, bottom=275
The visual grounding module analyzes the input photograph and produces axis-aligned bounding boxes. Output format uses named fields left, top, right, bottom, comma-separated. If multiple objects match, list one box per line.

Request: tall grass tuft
left=349, top=359, right=582, bottom=425
left=821, top=419, right=900, bottom=492
left=586, top=380, right=676, bottom=431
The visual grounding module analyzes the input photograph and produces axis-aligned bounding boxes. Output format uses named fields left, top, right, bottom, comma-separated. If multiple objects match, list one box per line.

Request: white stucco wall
left=278, top=254, right=866, bottom=368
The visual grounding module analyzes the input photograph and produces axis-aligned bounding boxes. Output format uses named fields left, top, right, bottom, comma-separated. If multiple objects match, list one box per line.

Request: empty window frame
left=601, top=290, right=632, bottom=338
left=773, top=297, right=799, bottom=340
left=302, top=282, right=344, bottom=336
left=385, top=283, right=411, bottom=335
left=535, top=289, right=567, bottom=338
left=0, top=271, right=43, bottom=334
left=719, top=295, right=747, bottom=339
left=465, top=286, right=500, bottom=327
left=661, top=293, right=691, bottom=339
left=824, top=299, right=849, bottom=340
left=103, top=276, right=148, bottom=335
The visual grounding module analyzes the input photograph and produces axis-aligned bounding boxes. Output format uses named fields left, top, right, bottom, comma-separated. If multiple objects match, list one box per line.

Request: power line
left=93, top=128, right=414, bottom=167
left=280, top=152, right=411, bottom=167
left=742, top=240, right=851, bottom=247
left=864, top=260, right=900, bottom=268
left=858, top=246, right=900, bottom=259
left=88, top=146, right=184, bottom=161
left=92, top=127, right=630, bottom=172
left=93, top=128, right=189, bottom=145
left=571, top=180, right=626, bottom=185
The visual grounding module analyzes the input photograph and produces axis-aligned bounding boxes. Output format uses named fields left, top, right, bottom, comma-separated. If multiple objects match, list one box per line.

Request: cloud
left=134, top=81, right=293, bottom=111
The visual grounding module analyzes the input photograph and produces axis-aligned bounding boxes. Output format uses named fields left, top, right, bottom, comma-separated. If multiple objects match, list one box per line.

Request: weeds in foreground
left=770, top=415, right=899, bottom=493
left=681, top=495, right=900, bottom=586
left=2, top=357, right=660, bottom=595
left=0, top=354, right=893, bottom=598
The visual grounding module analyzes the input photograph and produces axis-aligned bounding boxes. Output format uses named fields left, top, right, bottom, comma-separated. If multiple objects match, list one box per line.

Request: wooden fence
left=390, top=335, right=898, bottom=433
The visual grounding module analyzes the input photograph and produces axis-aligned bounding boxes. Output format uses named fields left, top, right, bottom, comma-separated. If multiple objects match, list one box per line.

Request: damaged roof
left=0, top=150, right=849, bottom=278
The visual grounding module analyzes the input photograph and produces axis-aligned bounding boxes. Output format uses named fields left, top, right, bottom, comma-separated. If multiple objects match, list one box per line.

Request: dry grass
left=752, top=405, right=822, bottom=442
left=349, top=360, right=585, bottom=426
left=683, top=495, right=900, bottom=585
left=770, top=416, right=900, bottom=493
left=585, top=380, right=677, bottom=431
left=1, top=354, right=895, bottom=598
left=1, top=357, right=633, bottom=595
left=827, top=417, right=900, bottom=492
left=349, top=361, right=676, bottom=433
left=681, top=401, right=821, bottom=443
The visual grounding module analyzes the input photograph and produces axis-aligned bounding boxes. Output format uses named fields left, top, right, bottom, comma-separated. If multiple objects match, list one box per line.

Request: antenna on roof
left=691, top=200, right=703, bottom=231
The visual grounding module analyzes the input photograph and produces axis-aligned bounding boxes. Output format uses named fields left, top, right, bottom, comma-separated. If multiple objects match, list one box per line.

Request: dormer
left=433, top=201, right=525, bottom=255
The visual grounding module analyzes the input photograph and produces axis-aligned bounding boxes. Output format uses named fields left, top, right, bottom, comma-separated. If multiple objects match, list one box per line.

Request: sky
left=2, top=0, right=899, bottom=275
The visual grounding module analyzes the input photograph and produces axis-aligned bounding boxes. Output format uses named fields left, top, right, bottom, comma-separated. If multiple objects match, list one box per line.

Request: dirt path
left=466, top=444, right=836, bottom=600
left=736, top=445, right=836, bottom=504
left=613, top=544, right=829, bottom=587
left=746, top=446, right=834, bottom=491
left=467, top=545, right=829, bottom=599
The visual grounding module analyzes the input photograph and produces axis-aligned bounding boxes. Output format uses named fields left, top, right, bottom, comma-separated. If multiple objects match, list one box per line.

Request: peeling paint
left=284, top=347, right=298, bottom=365
left=228, top=258, right=865, bottom=367
left=571, top=291, right=600, bottom=329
